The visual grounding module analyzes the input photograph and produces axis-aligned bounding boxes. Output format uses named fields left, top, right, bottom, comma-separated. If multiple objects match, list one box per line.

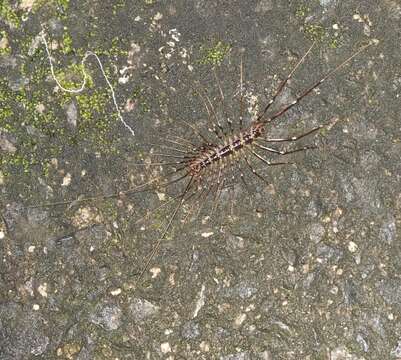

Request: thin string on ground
left=40, top=26, right=136, bottom=137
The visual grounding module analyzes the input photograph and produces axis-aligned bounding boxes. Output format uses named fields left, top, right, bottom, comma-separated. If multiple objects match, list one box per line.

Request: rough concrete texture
left=1, top=0, right=400, bottom=359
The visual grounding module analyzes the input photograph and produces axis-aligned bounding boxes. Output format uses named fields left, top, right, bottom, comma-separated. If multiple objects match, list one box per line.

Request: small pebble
left=348, top=241, right=358, bottom=253
left=160, top=342, right=171, bottom=353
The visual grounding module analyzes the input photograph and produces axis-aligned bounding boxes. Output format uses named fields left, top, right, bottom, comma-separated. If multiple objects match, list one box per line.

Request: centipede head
left=251, top=122, right=265, bottom=137
left=189, top=161, right=202, bottom=177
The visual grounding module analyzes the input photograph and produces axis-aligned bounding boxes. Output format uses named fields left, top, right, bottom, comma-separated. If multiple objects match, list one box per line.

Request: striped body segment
left=189, top=122, right=265, bottom=177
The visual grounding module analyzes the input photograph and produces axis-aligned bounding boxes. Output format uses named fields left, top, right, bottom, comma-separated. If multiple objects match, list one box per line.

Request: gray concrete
left=1, top=1, right=400, bottom=359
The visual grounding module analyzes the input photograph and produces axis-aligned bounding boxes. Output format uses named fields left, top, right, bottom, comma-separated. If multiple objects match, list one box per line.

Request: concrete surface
left=1, top=0, right=400, bottom=359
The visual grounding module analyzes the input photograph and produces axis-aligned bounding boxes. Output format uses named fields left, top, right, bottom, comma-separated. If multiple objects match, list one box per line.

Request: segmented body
left=39, top=35, right=372, bottom=283
left=189, top=122, right=265, bottom=177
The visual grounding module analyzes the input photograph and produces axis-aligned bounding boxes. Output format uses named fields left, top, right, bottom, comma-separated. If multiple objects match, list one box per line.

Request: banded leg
left=254, top=142, right=317, bottom=155
left=261, top=125, right=323, bottom=143
left=256, top=42, right=316, bottom=123
left=268, top=42, right=372, bottom=124
left=243, top=151, right=270, bottom=186
left=248, top=148, right=294, bottom=167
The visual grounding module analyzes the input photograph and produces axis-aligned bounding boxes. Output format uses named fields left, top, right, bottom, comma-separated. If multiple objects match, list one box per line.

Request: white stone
left=61, top=173, right=72, bottom=187
left=37, top=283, right=48, bottom=298
left=160, top=342, right=171, bottom=353
left=348, top=241, right=358, bottom=253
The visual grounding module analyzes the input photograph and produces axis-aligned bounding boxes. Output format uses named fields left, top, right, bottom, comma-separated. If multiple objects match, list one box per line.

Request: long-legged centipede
left=34, top=38, right=373, bottom=284
left=131, top=40, right=373, bottom=281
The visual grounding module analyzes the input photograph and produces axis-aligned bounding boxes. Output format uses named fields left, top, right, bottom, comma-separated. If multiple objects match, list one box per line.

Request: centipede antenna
left=267, top=42, right=372, bottom=124
left=256, top=41, right=316, bottom=123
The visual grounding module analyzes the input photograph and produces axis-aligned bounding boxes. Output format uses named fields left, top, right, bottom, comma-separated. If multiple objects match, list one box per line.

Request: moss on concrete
left=199, top=41, right=231, bottom=66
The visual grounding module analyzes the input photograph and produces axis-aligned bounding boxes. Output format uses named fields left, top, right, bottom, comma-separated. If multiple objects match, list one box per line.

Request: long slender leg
left=248, top=148, right=293, bottom=167
left=239, top=55, right=245, bottom=131
left=136, top=176, right=195, bottom=282
left=130, top=161, right=187, bottom=167
left=213, top=68, right=233, bottom=135
left=233, top=160, right=255, bottom=212
left=135, top=196, right=178, bottom=225
left=178, top=190, right=200, bottom=225
left=193, top=83, right=225, bottom=142
left=203, top=88, right=227, bottom=138
left=150, top=171, right=190, bottom=192
left=126, top=166, right=191, bottom=197
left=184, top=187, right=207, bottom=222
left=153, top=134, right=196, bottom=149
left=261, top=125, right=323, bottom=143
left=148, top=142, right=193, bottom=155
left=243, top=151, right=270, bottom=186
left=223, top=158, right=240, bottom=217
left=194, top=178, right=217, bottom=219
left=228, top=181, right=236, bottom=218
left=192, top=164, right=221, bottom=218
left=212, top=177, right=227, bottom=216
left=151, top=153, right=192, bottom=160
left=168, top=134, right=199, bottom=150
left=256, top=41, right=316, bottom=123
left=30, top=172, right=173, bottom=209
left=235, top=157, right=253, bottom=195
left=178, top=119, right=213, bottom=147
left=254, top=142, right=316, bottom=155
left=211, top=164, right=225, bottom=215
left=162, top=137, right=197, bottom=153
left=268, top=42, right=372, bottom=124
left=195, top=74, right=234, bottom=141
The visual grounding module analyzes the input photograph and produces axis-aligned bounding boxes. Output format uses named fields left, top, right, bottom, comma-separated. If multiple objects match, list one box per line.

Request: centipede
left=129, top=41, right=372, bottom=280
left=36, top=36, right=373, bottom=284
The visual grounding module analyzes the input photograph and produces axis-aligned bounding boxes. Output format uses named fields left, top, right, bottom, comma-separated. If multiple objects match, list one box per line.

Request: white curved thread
left=40, top=28, right=136, bottom=137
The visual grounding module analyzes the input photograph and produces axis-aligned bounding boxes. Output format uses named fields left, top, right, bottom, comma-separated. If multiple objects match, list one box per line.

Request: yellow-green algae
left=199, top=41, right=231, bottom=66
left=295, top=3, right=343, bottom=47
